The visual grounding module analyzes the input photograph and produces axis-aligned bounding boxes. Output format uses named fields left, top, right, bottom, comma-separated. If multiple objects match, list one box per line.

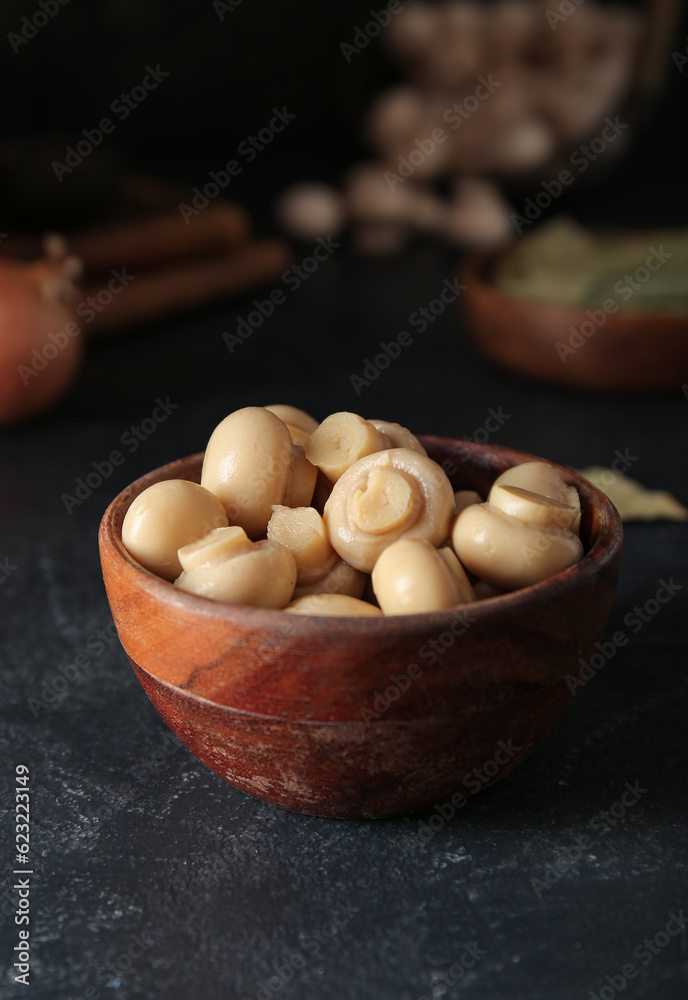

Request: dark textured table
left=1, top=242, right=687, bottom=1000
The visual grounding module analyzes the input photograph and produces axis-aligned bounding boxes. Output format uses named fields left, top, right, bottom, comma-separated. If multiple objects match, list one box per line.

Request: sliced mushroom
left=267, top=505, right=336, bottom=585
left=368, top=419, right=427, bottom=455
left=305, top=411, right=387, bottom=484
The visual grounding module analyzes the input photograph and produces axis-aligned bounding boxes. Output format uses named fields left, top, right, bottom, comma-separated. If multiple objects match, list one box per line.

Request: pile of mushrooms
left=121, top=405, right=584, bottom=616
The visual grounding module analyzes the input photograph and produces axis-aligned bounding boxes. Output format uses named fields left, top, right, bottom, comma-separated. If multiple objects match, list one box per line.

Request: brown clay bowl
left=461, top=251, right=688, bottom=393
left=99, top=437, right=623, bottom=819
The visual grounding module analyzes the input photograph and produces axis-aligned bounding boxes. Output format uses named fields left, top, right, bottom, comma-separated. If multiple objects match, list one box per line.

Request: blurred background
left=0, top=0, right=687, bottom=423
left=0, top=0, right=685, bottom=228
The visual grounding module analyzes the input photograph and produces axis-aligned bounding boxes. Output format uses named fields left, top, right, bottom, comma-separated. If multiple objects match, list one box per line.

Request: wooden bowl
left=99, top=438, right=623, bottom=818
left=462, top=252, right=688, bottom=393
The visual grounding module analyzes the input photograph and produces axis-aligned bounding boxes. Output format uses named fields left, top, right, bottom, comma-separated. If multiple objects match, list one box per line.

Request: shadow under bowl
left=99, top=437, right=623, bottom=818
left=461, top=252, right=688, bottom=394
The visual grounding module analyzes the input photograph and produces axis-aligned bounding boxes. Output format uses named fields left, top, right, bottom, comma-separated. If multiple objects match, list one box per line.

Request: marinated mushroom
left=177, top=524, right=251, bottom=569
left=267, top=505, right=337, bottom=585
left=126, top=403, right=588, bottom=614
left=452, top=502, right=583, bottom=590
left=285, top=594, right=383, bottom=617
left=489, top=461, right=581, bottom=533
left=283, top=445, right=318, bottom=508
left=305, top=412, right=387, bottom=484
left=368, top=419, right=427, bottom=455
left=200, top=406, right=293, bottom=538
left=453, top=489, right=483, bottom=515
left=284, top=426, right=311, bottom=447
left=122, top=479, right=228, bottom=581
left=175, top=527, right=297, bottom=608
left=372, top=537, right=475, bottom=614
left=293, top=557, right=367, bottom=600
left=264, top=404, right=319, bottom=435
left=324, top=447, right=455, bottom=572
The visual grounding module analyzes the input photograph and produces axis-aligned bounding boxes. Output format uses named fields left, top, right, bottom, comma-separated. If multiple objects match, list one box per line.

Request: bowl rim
left=99, top=436, right=623, bottom=634
left=461, top=249, right=688, bottom=326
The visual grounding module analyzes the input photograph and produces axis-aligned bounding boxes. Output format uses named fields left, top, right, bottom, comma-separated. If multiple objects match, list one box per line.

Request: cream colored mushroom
left=175, top=527, right=296, bottom=608
left=122, top=479, right=228, bottom=581
left=324, top=448, right=455, bottom=572
left=283, top=445, right=318, bottom=508
left=284, top=426, right=310, bottom=447
left=372, top=537, right=475, bottom=614
left=267, top=505, right=336, bottom=585
left=452, top=503, right=583, bottom=591
left=285, top=594, right=383, bottom=617
left=305, top=412, right=387, bottom=484
left=368, top=419, right=427, bottom=455
left=264, top=404, right=319, bottom=435
left=454, top=489, right=483, bottom=515
left=177, top=524, right=252, bottom=569
left=489, top=461, right=581, bottom=533
left=201, top=406, right=293, bottom=538
left=293, top=558, right=367, bottom=600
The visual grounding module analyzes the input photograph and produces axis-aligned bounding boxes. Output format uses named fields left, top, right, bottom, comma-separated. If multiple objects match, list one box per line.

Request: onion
left=0, top=237, right=82, bottom=424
